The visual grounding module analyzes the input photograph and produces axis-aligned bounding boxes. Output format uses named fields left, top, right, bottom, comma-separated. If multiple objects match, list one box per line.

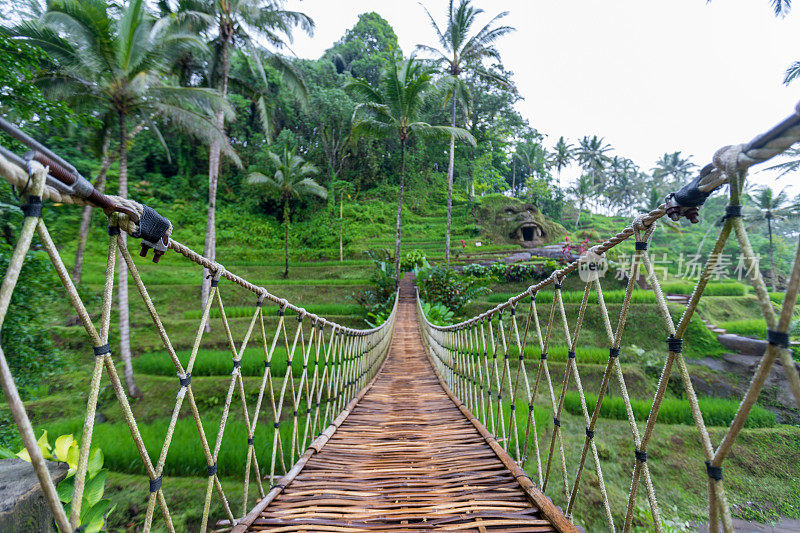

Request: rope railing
left=417, top=101, right=800, bottom=532
left=0, top=142, right=398, bottom=532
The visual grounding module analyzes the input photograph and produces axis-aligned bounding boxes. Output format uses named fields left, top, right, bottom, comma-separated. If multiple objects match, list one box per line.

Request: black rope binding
left=609, top=347, right=620, bottom=358
left=722, top=204, right=742, bottom=220
left=179, top=373, right=191, bottom=388
left=705, top=460, right=723, bottom=481
left=767, top=329, right=790, bottom=349
left=232, top=359, right=241, bottom=369
left=92, top=344, right=110, bottom=357
left=21, top=195, right=42, bottom=218
left=149, top=475, right=163, bottom=493
left=247, top=436, right=255, bottom=445
left=568, top=350, right=576, bottom=359
left=585, top=427, right=595, bottom=439
left=553, top=417, right=561, bottom=428
left=210, top=278, right=219, bottom=287
left=667, top=335, right=683, bottom=353
left=108, top=225, right=121, bottom=236
left=635, top=241, right=648, bottom=251
left=635, top=449, right=647, bottom=463
left=207, top=463, right=217, bottom=477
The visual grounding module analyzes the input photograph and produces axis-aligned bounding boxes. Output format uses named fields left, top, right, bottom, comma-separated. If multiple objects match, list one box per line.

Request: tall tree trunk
left=283, top=200, right=290, bottom=279
left=117, top=113, right=140, bottom=398
left=511, top=159, right=515, bottom=197
left=339, top=192, right=343, bottom=262
left=72, top=134, right=112, bottom=283
left=575, top=201, right=583, bottom=229
left=767, top=214, right=776, bottom=292
left=445, top=94, right=456, bottom=265
left=201, top=31, right=231, bottom=328
left=395, top=139, right=406, bottom=287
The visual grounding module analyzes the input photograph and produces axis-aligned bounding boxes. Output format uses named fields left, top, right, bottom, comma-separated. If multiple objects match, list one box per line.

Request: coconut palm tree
left=765, top=146, right=800, bottom=177
left=515, top=141, right=549, bottom=188
left=772, top=0, right=792, bottom=16
left=247, top=149, right=327, bottom=278
left=10, top=0, right=236, bottom=398
left=569, top=174, right=596, bottom=229
left=346, top=56, right=475, bottom=284
left=416, top=0, right=514, bottom=264
left=746, top=186, right=797, bottom=291
left=651, top=151, right=696, bottom=190
left=200, top=0, right=313, bottom=319
left=551, top=136, right=573, bottom=186
left=576, top=135, right=612, bottom=188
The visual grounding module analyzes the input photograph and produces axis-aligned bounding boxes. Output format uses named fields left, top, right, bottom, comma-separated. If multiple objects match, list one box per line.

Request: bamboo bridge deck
left=231, top=275, right=573, bottom=532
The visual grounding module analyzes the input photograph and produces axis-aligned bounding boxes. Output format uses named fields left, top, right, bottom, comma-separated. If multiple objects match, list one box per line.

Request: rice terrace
left=1, top=1, right=800, bottom=532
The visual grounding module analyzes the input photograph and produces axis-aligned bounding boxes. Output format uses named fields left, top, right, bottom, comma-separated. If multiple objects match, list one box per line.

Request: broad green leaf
left=56, top=474, right=75, bottom=504
left=80, top=498, right=113, bottom=533
left=83, top=469, right=106, bottom=507
left=37, top=431, right=53, bottom=459
left=54, top=435, right=75, bottom=463
left=66, top=442, right=79, bottom=472
left=0, top=446, right=15, bottom=459
left=15, top=448, right=31, bottom=462
left=87, top=448, right=104, bottom=477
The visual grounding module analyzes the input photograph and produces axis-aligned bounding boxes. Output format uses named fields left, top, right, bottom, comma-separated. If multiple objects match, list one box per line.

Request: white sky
left=285, top=0, right=800, bottom=194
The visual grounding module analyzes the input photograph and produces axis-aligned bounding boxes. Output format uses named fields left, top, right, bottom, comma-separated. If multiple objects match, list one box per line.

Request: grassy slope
left=4, top=190, right=798, bottom=531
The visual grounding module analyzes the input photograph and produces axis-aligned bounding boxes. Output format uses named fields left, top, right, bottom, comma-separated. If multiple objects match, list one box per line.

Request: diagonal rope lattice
left=0, top=151, right=396, bottom=532
left=418, top=105, right=800, bottom=532
left=1, top=101, right=800, bottom=533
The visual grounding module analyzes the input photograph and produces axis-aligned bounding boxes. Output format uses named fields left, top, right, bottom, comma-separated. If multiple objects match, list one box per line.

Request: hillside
left=0, top=178, right=797, bottom=532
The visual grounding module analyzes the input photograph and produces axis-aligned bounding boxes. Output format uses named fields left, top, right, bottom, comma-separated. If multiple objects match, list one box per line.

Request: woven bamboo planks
left=229, top=275, right=574, bottom=532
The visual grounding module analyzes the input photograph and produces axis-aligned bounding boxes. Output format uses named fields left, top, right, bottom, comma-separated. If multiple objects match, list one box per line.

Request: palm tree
left=11, top=0, right=236, bottom=398
left=772, top=0, right=792, bottom=16
left=247, top=149, right=327, bottom=278
left=569, top=174, right=596, bottom=229
left=765, top=146, right=800, bottom=177
left=551, top=136, right=573, bottom=186
left=575, top=135, right=612, bottom=188
left=346, top=56, right=475, bottom=284
left=200, top=0, right=313, bottom=319
left=651, top=151, right=696, bottom=190
left=515, top=141, right=549, bottom=188
left=746, top=186, right=796, bottom=292
left=417, top=0, right=514, bottom=264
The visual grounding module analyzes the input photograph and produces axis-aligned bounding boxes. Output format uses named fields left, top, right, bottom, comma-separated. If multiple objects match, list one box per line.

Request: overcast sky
left=285, top=0, right=800, bottom=194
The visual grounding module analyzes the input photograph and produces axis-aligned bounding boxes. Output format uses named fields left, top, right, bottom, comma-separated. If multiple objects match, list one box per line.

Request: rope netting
left=417, top=104, right=800, bottom=532
left=2, top=100, right=800, bottom=533
left=0, top=153, right=397, bottom=532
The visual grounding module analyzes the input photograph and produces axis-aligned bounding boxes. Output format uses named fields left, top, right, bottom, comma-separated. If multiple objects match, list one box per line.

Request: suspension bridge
left=0, top=101, right=799, bottom=533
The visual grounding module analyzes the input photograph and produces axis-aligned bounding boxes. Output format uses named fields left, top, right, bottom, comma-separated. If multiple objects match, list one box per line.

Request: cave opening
left=522, top=226, right=535, bottom=241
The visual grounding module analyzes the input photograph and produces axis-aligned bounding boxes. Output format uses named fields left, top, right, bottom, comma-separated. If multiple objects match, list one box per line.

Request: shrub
left=0, top=245, right=62, bottom=398
left=401, top=249, right=427, bottom=271
left=416, top=264, right=490, bottom=314
left=357, top=249, right=396, bottom=322
left=420, top=301, right=454, bottom=326
left=461, top=263, right=489, bottom=278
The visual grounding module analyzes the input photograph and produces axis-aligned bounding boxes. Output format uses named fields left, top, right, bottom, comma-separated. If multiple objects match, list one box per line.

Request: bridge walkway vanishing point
left=229, top=275, right=574, bottom=532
